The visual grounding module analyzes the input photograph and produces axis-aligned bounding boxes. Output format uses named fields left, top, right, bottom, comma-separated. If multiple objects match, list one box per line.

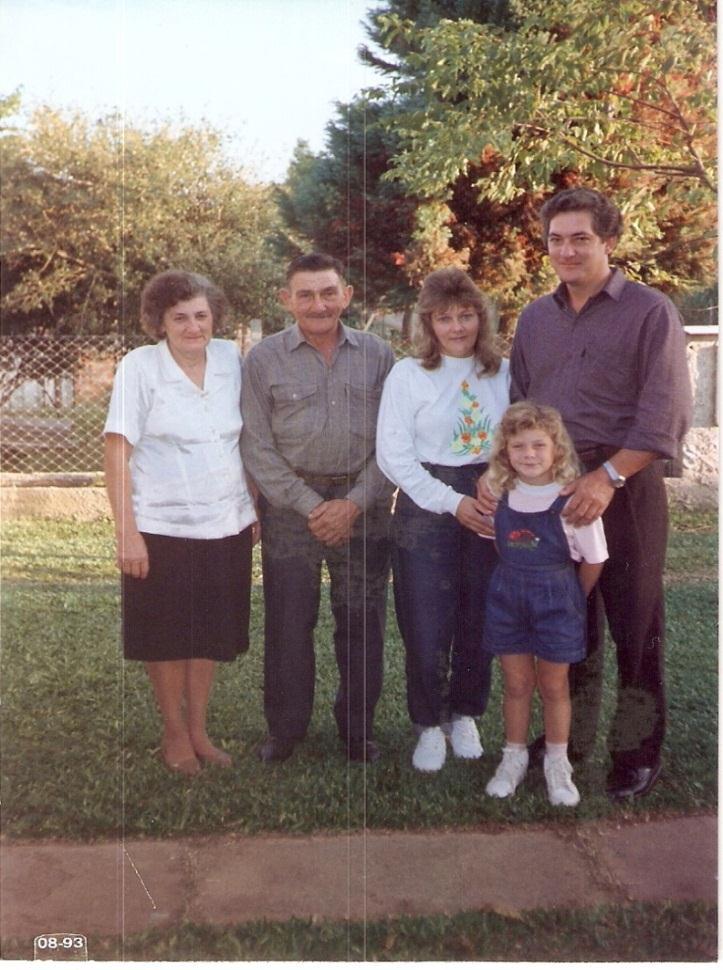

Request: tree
left=276, top=2, right=518, bottom=322
left=1, top=103, right=281, bottom=335
left=276, top=100, right=418, bottom=319
left=375, top=0, right=716, bottom=324
left=277, top=108, right=418, bottom=316
left=359, top=0, right=515, bottom=74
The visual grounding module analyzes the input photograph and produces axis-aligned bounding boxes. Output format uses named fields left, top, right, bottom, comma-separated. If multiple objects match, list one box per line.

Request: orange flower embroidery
left=451, top=378, right=495, bottom=456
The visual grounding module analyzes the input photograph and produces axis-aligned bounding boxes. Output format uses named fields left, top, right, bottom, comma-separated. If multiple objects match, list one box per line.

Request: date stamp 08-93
left=33, top=934, right=88, bottom=961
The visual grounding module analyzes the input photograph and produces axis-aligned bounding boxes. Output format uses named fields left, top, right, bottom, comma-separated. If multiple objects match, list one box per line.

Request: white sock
left=545, top=742, right=568, bottom=761
left=505, top=741, right=527, bottom=753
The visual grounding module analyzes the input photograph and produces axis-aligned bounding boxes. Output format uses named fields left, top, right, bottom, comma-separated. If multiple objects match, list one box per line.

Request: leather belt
left=295, top=469, right=355, bottom=486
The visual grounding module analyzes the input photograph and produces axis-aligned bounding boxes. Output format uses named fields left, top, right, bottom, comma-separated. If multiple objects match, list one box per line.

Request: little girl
left=483, top=402, right=608, bottom=806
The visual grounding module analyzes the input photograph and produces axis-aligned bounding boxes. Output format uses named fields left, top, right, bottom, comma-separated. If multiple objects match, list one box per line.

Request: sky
left=0, top=0, right=383, bottom=182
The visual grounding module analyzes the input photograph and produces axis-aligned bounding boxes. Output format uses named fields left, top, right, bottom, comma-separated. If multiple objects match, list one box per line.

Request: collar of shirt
left=283, top=322, right=361, bottom=353
left=553, top=267, right=626, bottom=311
left=157, top=338, right=237, bottom=389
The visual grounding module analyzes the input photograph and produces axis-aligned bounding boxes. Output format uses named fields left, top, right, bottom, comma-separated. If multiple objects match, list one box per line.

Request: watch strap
left=602, top=460, right=626, bottom=487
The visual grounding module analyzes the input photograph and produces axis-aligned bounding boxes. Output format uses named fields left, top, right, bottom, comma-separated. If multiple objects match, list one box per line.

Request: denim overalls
left=483, top=491, right=586, bottom=663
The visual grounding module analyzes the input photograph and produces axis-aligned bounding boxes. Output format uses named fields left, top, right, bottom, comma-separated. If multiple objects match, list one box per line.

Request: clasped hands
left=308, top=498, right=361, bottom=546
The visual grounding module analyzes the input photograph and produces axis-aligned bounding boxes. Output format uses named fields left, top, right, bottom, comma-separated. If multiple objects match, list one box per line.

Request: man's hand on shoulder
left=308, top=499, right=361, bottom=546
left=560, top=468, right=615, bottom=526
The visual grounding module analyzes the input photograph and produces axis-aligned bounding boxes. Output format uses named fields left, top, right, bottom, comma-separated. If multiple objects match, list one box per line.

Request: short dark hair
left=540, top=188, right=623, bottom=244
left=285, top=252, right=346, bottom=284
left=140, top=270, right=228, bottom=339
left=414, top=267, right=501, bottom=376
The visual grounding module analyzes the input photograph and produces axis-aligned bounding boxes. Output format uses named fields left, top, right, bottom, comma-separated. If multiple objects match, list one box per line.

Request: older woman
left=376, top=268, right=510, bottom=771
left=104, top=270, right=258, bottom=776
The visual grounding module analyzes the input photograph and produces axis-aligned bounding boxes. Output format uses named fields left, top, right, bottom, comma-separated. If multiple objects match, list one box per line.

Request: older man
left=241, top=253, right=394, bottom=763
left=484, top=188, right=692, bottom=799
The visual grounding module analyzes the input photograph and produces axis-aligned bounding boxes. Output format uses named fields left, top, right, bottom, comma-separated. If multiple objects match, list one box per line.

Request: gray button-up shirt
left=510, top=269, right=692, bottom=458
left=241, top=322, right=395, bottom=516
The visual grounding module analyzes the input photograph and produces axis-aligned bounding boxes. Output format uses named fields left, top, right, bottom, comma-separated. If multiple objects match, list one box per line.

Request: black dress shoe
left=258, top=736, right=296, bottom=763
left=606, top=762, right=661, bottom=800
left=346, top=739, right=381, bottom=763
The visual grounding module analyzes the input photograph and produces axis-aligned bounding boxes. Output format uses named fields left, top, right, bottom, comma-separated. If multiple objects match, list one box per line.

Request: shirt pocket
left=270, top=382, right=320, bottom=439
left=344, top=382, right=382, bottom=440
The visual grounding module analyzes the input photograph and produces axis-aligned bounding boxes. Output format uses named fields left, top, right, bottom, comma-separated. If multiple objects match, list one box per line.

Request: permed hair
left=487, top=401, right=580, bottom=494
left=140, top=270, right=228, bottom=339
left=540, top=187, right=624, bottom=245
left=413, top=267, right=501, bottom=376
left=285, top=252, right=346, bottom=284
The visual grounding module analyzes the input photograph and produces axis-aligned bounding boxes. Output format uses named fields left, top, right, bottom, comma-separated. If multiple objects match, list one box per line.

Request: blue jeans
left=391, top=463, right=497, bottom=727
left=260, top=487, right=391, bottom=743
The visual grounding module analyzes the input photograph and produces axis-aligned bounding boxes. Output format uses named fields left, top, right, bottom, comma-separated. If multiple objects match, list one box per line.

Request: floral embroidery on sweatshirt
left=450, top=379, right=494, bottom=456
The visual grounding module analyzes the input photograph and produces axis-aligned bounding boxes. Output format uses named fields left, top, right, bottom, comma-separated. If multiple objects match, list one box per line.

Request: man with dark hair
left=482, top=187, right=692, bottom=799
left=241, top=253, right=394, bottom=763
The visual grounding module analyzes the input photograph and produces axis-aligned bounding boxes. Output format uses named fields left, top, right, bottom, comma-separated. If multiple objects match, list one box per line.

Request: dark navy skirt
left=121, top=527, right=253, bottom=662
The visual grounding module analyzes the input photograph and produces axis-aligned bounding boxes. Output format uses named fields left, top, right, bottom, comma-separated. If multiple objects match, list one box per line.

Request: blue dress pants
left=259, top=487, right=391, bottom=743
left=391, top=463, right=497, bottom=728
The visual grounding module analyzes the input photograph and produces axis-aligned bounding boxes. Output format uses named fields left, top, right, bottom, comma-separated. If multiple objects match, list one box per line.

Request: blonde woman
left=377, top=268, right=510, bottom=772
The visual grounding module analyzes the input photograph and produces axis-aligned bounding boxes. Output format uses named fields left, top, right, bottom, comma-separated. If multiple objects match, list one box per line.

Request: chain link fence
left=1, top=324, right=715, bottom=478
left=0, top=335, right=149, bottom=473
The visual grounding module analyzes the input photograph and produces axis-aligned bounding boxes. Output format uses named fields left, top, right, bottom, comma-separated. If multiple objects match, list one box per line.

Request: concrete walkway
left=1, top=813, right=716, bottom=947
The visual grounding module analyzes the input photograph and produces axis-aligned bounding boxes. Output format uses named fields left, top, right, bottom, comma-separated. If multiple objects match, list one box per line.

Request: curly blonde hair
left=488, top=401, right=580, bottom=494
left=413, top=267, right=501, bottom=376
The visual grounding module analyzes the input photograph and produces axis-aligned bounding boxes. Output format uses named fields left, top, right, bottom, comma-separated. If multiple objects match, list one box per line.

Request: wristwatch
left=602, top=460, right=626, bottom=488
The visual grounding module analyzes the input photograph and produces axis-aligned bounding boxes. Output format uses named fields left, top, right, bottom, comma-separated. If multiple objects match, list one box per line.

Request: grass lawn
left=0, top=508, right=717, bottom=840
left=1, top=901, right=716, bottom=962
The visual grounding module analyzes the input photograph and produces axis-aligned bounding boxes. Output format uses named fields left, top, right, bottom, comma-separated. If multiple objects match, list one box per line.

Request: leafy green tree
left=277, top=2, right=518, bottom=322
left=276, top=100, right=418, bottom=319
left=375, top=0, right=716, bottom=326
left=359, top=0, right=515, bottom=74
left=1, top=104, right=281, bottom=335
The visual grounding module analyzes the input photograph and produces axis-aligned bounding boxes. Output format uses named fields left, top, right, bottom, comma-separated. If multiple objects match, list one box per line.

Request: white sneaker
left=544, top=755, right=580, bottom=807
left=412, top=726, right=447, bottom=772
left=485, top=747, right=529, bottom=798
left=449, top=715, right=483, bottom=759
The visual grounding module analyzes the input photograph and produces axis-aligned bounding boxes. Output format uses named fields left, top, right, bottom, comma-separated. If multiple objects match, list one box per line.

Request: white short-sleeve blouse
left=104, top=338, right=256, bottom=539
